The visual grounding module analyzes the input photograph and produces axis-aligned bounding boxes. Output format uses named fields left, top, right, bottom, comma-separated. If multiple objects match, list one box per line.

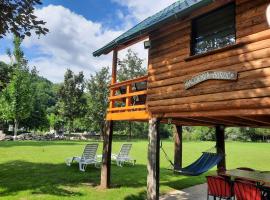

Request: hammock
left=160, top=142, right=224, bottom=176
left=173, top=152, right=224, bottom=176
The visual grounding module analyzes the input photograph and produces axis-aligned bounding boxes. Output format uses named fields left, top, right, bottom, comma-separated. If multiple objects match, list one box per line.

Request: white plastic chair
left=112, top=144, right=136, bottom=167
left=65, top=143, right=100, bottom=172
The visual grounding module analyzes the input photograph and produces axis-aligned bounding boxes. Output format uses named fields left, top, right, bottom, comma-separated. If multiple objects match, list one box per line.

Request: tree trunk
left=14, top=119, right=18, bottom=141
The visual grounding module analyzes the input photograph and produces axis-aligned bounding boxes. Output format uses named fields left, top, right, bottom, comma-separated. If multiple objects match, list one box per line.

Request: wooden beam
left=215, top=125, right=226, bottom=173
left=238, top=116, right=270, bottom=126
left=110, top=75, right=148, bottom=89
left=147, top=118, right=160, bottom=200
left=185, top=117, right=219, bottom=126
left=111, top=50, right=118, bottom=84
left=159, top=118, right=210, bottom=126
left=230, top=116, right=262, bottom=127
left=109, top=90, right=147, bottom=100
left=108, top=105, right=146, bottom=112
left=106, top=110, right=149, bottom=121
left=100, top=121, right=113, bottom=189
left=174, top=117, right=215, bottom=126
left=174, top=125, right=182, bottom=170
left=206, top=117, right=245, bottom=127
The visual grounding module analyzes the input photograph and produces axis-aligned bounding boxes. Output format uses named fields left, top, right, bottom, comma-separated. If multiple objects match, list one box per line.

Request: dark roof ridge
left=93, top=0, right=213, bottom=57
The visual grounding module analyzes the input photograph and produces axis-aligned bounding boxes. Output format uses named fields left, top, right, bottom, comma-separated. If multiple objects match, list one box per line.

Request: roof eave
left=93, top=0, right=214, bottom=57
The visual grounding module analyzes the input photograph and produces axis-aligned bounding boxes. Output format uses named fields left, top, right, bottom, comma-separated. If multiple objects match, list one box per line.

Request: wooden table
left=220, top=169, right=270, bottom=185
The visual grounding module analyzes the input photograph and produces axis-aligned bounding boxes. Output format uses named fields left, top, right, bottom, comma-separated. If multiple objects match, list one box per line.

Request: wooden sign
left=184, top=71, right=238, bottom=90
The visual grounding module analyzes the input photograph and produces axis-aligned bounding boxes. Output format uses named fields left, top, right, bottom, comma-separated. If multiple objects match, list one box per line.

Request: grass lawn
left=0, top=140, right=269, bottom=200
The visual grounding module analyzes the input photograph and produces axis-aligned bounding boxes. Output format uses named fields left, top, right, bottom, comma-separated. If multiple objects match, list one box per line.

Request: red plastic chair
left=234, top=180, right=262, bottom=200
left=206, top=175, right=234, bottom=200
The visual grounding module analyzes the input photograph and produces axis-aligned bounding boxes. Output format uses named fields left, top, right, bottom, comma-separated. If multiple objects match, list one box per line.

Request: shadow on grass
left=0, top=160, right=150, bottom=197
left=0, top=160, right=97, bottom=197
left=160, top=168, right=210, bottom=191
left=0, top=159, right=208, bottom=199
left=124, top=191, right=147, bottom=200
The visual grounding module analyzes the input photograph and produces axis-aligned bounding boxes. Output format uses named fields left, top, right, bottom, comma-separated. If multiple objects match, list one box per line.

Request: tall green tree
left=0, top=36, right=34, bottom=139
left=58, top=69, right=86, bottom=133
left=21, top=72, right=56, bottom=131
left=86, top=67, right=110, bottom=138
left=0, top=0, right=49, bottom=39
left=117, top=49, right=146, bottom=82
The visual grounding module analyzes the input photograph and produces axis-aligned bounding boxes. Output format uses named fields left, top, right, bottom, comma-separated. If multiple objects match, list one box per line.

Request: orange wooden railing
left=106, top=75, right=149, bottom=120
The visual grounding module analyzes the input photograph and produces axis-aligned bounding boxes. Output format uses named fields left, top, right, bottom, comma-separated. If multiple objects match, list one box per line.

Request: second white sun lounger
left=111, top=144, right=136, bottom=167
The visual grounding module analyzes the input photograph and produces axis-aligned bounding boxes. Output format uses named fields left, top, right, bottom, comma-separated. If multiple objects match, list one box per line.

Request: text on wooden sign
left=184, top=71, right=238, bottom=89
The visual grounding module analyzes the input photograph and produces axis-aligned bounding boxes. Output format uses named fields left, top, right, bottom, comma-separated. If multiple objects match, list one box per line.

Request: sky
left=0, top=0, right=176, bottom=83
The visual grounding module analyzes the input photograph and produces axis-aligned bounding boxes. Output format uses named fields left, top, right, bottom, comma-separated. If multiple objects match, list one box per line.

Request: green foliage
left=0, top=0, right=49, bottom=39
left=47, top=113, right=64, bottom=133
left=182, top=126, right=215, bottom=141
left=226, top=127, right=270, bottom=142
left=117, top=49, right=146, bottom=82
left=21, top=71, right=57, bottom=131
left=0, top=36, right=35, bottom=137
left=86, top=67, right=110, bottom=135
left=58, top=69, right=87, bottom=132
left=0, top=61, right=12, bottom=92
left=159, top=124, right=173, bottom=139
left=0, top=66, right=34, bottom=128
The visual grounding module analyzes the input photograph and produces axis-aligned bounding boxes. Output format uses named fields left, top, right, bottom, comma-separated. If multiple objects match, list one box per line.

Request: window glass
left=191, top=3, right=236, bottom=55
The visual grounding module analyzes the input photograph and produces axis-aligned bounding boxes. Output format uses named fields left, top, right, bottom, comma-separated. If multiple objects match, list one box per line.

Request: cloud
left=23, top=5, right=125, bottom=83
left=112, top=0, right=177, bottom=21
left=0, top=54, right=11, bottom=64
left=21, top=0, right=171, bottom=83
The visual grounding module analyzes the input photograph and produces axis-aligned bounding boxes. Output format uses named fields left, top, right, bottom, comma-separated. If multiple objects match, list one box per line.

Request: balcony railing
left=106, top=75, right=149, bottom=121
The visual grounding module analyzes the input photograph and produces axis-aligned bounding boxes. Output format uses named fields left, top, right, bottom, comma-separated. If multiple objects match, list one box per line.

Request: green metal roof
left=93, top=0, right=213, bottom=57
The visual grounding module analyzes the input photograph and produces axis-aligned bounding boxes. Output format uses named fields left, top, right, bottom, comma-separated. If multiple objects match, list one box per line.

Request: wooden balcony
left=106, top=75, right=150, bottom=121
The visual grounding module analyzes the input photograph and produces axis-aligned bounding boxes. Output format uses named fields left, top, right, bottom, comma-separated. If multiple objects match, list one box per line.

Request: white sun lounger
left=111, top=144, right=136, bottom=167
left=65, top=143, right=100, bottom=172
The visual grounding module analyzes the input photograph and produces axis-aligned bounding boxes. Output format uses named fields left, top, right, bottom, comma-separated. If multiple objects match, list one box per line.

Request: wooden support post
left=147, top=118, right=160, bottom=200
left=111, top=50, right=118, bottom=84
left=109, top=50, right=118, bottom=110
left=215, top=125, right=226, bottom=173
left=100, top=121, right=113, bottom=189
left=174, top=125, right=182, bottom=170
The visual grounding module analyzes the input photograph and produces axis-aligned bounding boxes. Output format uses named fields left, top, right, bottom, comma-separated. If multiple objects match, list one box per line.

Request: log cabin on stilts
left=93, top=0, right=270, bottom=199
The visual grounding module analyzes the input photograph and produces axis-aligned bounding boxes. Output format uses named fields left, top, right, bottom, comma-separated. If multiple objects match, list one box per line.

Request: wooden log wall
left=147, top=0, right=270, bottom=124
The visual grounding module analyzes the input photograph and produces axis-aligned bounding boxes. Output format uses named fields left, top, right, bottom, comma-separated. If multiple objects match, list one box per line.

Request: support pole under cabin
left=174, top=125, right=183, bottom=170
left=100, top=49, right=117, bottom=189
left=111, top=50, right=118, bottom=84
left=215, top=125, right=226, bottom=173
left=147, top=118, right=160, bottom=200
left=100, top=121, right=113, bottom=189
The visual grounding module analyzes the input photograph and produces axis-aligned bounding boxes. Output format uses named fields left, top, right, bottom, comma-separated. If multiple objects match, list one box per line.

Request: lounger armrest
left=111, top=154, right=118, bottom=159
